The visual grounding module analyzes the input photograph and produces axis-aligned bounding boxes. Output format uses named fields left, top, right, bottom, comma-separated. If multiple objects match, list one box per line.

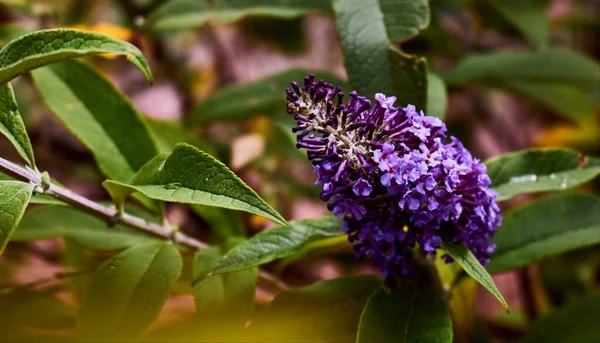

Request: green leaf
left=442, top=241, right=509, bottom=312
left=77, top=242, right=182, bottom=341
left=103, top=143, right=286, bottom=225
left=187, top=69, right=346, bottom=126
left=191, top=204, right=245, bottom=241
left=32, top=60, right=158, bottom=182
left=0, top=180, right=33, bottom=254
left=426, top=73, right=447, bottom=119
left=194, top=216, right=342, bottom=282
left=357, top=275, right=453, bottom=343
left=444, top=50, right=600, bottom=123
left=12, top=206, right=159, bottom=251
left=0, top=83, right=34, bottom=166
left=521, top=294, right=600, bottom=343
left=332, top=0, right=429, bottom=106
left=485, top=0, right=549, bottom=50
left=146, top=118, right=215, bottom=155
left=147, top=0, right=332, bottom=31
left=192, top=244, right=257, bottom=338
left=248, top=276, right=381, bottom=342
left=486, top=149, right=600, bottom=201
left=0, top=28, right=152, bottom=83
left=487, top=194, right=600, bottom=274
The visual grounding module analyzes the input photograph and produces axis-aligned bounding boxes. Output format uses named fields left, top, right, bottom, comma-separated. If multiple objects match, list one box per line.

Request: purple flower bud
left=286, top=76, right=501, bottom=277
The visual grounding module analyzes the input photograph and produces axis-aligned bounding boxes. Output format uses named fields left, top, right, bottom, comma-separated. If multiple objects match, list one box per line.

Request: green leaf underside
left=193, top=246, right=257, bottom=335
left=485, top=0, right=549, bottom=50
left=0, top=28, right=152, bottom=84
left=443, top=50, right=600, bottom=122
left=521, top=294, right=600, bottom=343
left=195, top=216, right=343, bottom=282
left=32, top=60, right=158, bottom=182
left=0, top=180, right=33, bottom=254
left=486, top=149, right=600, bottom=201
left=77, top=242, right=182, bottom=341
left=187, top=69, right=346, bottom=126
left=333, top=0, right=429, bottom=108
left=0, top=82, right=34, bottom=166
left=148, top=0, right=332, bottom=30
left=248, top=276, right=381, bottom=342
left=103, top=143, right=286, bottom=225
left=442, top=241, right=509, bottom=311
left=488, top=194, right=600, bottom=274
left=357, top=277, right=453, bottom=343
left=426, top=73, right=447, bottom=120
left=12, top=206, right=159, bottom=251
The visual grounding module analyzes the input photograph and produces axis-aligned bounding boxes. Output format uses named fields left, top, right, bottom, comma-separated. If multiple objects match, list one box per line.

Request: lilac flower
left=286, top=75, right=501, bottom=277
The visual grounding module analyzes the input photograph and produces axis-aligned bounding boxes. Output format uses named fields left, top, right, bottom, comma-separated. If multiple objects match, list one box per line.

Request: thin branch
left=0, top=155, right=205, bottom=250
left=0, top=156, right=289, bottom=291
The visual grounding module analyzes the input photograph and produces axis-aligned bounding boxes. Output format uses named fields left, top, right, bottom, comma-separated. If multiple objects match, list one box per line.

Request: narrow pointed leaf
left=0, top=180, right=33, bottom=254
left=195, top=216, right=342, bottom=283
left=248, top=276, right=381, bottom=342
left=187, top=69, right=345, bottom=126
left=485, top=0, right=549, bottom=50
left=0, top=83, right=34, bottom=166
left=444, top=50, right=600, bottom=123
left=357, top=275, right=453, bottom=343
left=32, top=60, right=158, bottom=182
left=12, top=206, right=159, bottom=251
left=77, top=242, right=182, bottom=341
left=191, top=243, right=257, bottom=339
left=147, top=0, right=332, bottom=31
left=332, top=0, right=429, bottom=106
left=486, top=149, right=600, bottom=201
left=488, top=194, right=600, bottom=274
left=442, top=241, right=509, bottom=311
left=426, top=73, right=447, bottom=119
left=103, top=143, right=286, bottom=225
left=0, top=28, right=152, bottom=83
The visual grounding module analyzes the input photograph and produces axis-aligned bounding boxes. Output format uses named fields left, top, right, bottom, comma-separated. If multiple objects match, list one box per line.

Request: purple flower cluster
left=286, top=75, right=501, bottom=277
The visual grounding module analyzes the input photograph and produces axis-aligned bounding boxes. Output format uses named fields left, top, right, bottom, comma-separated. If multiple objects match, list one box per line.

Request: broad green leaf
left=442, top=241, right=509, bottom=312
left=187, top=69, right=346, bottom=126
left=357, top=275, right=453, bottom=343
left=488, top=194, right=600, bottom=274
left=195, top=216, right=343, bottom=282
left=191, top=244, right=257, bottom=339
left=32, top=60, right=158, bottom=182
left=521, top=294, right=600, bottom=343
left=426, top=73, right=447, bottom=119
left=248, top=276, right=381, bottom=342
left=77, top=242, right=182, bottom=341
left=485, top=0, right=549, bottom=50
left=12, top=206, right=158, bottom=251
left=0, top=28, right=152, bottom=83
left=148, top=0, right=332, bottom=31
left=103, top=143, right=286, bottom=225
left=486, top=149, right=600, bottom=201
left=0, top=83, right=34, bottom=166
left=333, top=0, right=429, bottom=106
left=444, top=50, right=600, bottom=123
left=0, top=180, right=33, bottom=254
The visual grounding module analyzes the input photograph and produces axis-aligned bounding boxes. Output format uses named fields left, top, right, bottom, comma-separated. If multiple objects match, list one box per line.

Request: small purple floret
left=286, top=75, right=502, bottom=277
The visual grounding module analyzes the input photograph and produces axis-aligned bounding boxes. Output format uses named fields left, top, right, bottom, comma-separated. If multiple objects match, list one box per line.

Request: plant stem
left=0, top=156, right=289, bottom=291
left=518, top=266, right=538, bottom=322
